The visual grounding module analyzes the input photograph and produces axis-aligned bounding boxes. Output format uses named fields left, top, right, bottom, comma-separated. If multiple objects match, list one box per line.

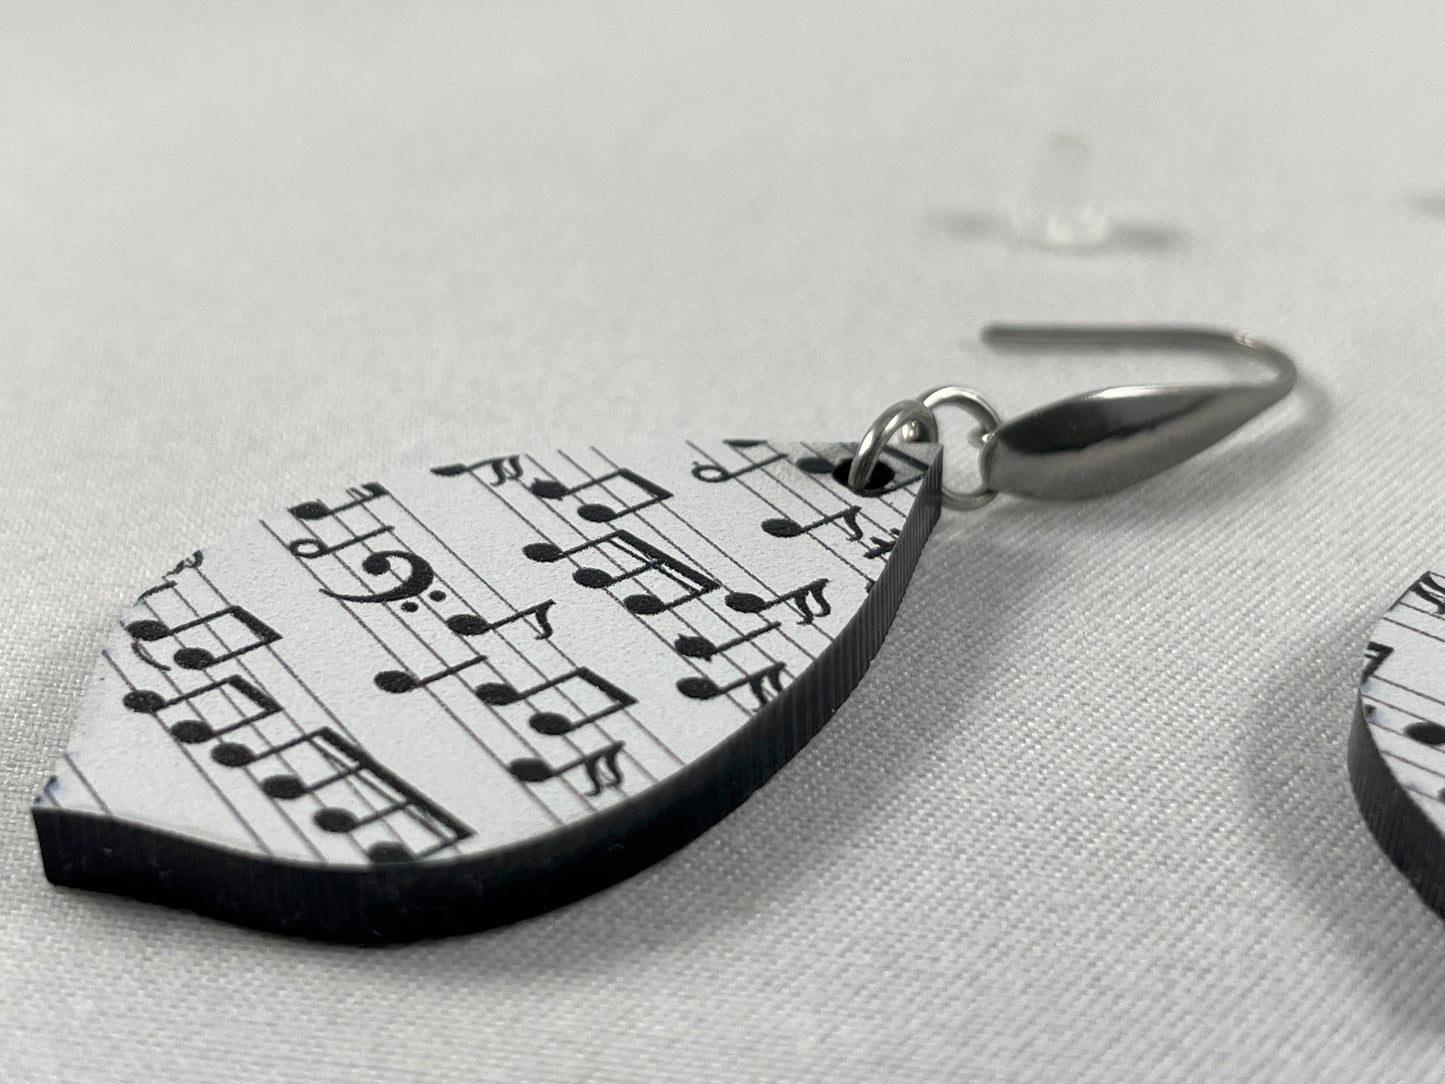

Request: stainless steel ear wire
left=849, top=324, right=1298, bottom=511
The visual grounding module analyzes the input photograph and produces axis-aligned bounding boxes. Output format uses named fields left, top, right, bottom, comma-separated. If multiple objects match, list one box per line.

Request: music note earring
left=34, top=323, right=1297, bottom=942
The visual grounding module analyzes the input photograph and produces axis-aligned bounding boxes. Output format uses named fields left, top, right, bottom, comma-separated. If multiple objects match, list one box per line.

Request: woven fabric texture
left=3, top=2, right=1444, bottom=1080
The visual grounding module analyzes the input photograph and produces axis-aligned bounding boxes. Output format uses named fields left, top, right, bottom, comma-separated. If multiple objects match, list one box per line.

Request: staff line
left=337, top=498, right=657, bottom=791
left=580, top=447, right=830, bottom=659
left=100, top=648, right=274, bottom=857
left=384, top=485, right=683, bottom=769
left=139, top=574, right=365, bottom=861
left=262, top=517, right=576, bottom=825
left=508, top=453, right=783, bottom=714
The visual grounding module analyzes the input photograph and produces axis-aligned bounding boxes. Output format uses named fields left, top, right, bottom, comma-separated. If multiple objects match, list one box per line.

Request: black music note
left=509, top=742, right=625, bottom=796
left=794, top=455, right=835, bottom=475
left=208, top=730, right=323, bottom=771
left=762, top=506, right=863, bottom=542
left=864, top=529, right=900, bottom=560
left=319, top=550, right=436, bottom=605
left=1411, top=573, right=1445, bottom=614
left=529, top=467, right=672, bottom=522
left=473, top=668, right=636, bottom=736
left=374, top=655, right=489, bottom=694
left=430, top=455, right=524, bottom=485
left=674, top=622, right=782, bottom=661
left=725, top=579, right=831, bottom=625
left=205, top=728, right=471, bottom=859
left=289, top=483, right=388, bottom=521
left=203, top=731, right=310, bottom=774
left=122, top=675, right=282, bottom=744
left=525, top=529, right=718, bottom=615
left=622, top=583, right=716, bottom=616
left=125, top=606, right=282, bottom=671
left=311, top=800, right=415, bottom=837
left=287, top=525, right=394, bottom=559
left=1363, top=641, right=1395, bottom=680
left=677, top=662, right=787, bottom=708
left=692, top=451, right=787, bottom=483
left=445, top=599, right=556, bottom=640
left=523, top=535, right=613, bottom=564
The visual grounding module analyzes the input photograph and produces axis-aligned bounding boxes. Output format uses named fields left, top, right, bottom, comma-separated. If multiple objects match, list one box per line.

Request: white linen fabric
left=3, top=1, right=1444, bottom=1080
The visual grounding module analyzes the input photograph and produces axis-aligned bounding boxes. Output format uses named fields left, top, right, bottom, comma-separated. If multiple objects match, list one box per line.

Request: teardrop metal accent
left=977, top=325, right=1296, bottom=501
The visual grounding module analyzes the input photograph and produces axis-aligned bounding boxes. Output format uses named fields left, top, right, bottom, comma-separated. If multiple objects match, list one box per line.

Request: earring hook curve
left=849, top=323, right=1298, bottom=508
left=981, top=323, right=1296, bottom=390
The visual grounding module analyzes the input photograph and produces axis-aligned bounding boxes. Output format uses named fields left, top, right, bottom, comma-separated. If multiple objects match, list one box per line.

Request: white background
left=2, top=2, right=1443, bottom=1080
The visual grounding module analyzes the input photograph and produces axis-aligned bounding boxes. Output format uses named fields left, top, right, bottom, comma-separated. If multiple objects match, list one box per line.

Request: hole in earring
left=834, top=457, right=895, bottom=493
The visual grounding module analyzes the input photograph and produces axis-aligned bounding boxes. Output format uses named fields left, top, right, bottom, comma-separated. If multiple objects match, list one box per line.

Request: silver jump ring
left=913, top=386, right=1001, bottom=511
left=848, top=400, right=938, bottom=494
left=892, top=386, right=1001, bottom=510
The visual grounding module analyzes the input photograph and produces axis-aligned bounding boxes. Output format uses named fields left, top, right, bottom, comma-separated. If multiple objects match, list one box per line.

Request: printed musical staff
left=281, top=484, right=447, bottom=607
left=445, top=599, right=556, bottom=640
left=375, top=655, right=490, bottom=694
left=674, top=622, right=782, bottom=661
left=725, top=578, right=832, bottom=625
left=474, top=667, right=637, bottom=737
left=677, top=662, right=787, bottom=708
left=266, top=498, right=659, bottom=818
left=117, top=562, right=479, bottom=865
left=219, top=727, right=471, bottom=860
left=125, top=606, right=282, bottom=671
left=122, top=674, right=283, bottom=744
left=530, top=467, right=672, bottom=523
left=682, top=439, right=895, bottom=591
left=120, top=663, right=469, bottom=862
left=509, top=742, right=625, bottom=796
left=431, top=455, right=524, bottom=485
left=289, top=483, right=388, bottom=522
left=692, top=444, right=788, bottom=483
left=761, top=506, right=863, bottom=542
left=319, top=550, right=438, bottom=605
left=525, top=529, right=718, bottom=616
left=287, top=496, right=560, bottom=649
left=288, top=525, right=395, bottom=559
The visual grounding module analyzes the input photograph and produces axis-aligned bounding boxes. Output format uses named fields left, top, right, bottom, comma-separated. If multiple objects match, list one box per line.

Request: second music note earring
left=34, top=323, right=1297, bottom=941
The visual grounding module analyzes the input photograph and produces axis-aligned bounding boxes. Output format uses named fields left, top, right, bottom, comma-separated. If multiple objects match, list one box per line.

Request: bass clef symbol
left=321, top=551, right=436, bottom=605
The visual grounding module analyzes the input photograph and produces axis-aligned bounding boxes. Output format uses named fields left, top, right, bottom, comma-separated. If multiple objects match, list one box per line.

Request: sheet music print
left=38, top=437, right=939, bottom=936
left=43, top=562, right=469, bottom=865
